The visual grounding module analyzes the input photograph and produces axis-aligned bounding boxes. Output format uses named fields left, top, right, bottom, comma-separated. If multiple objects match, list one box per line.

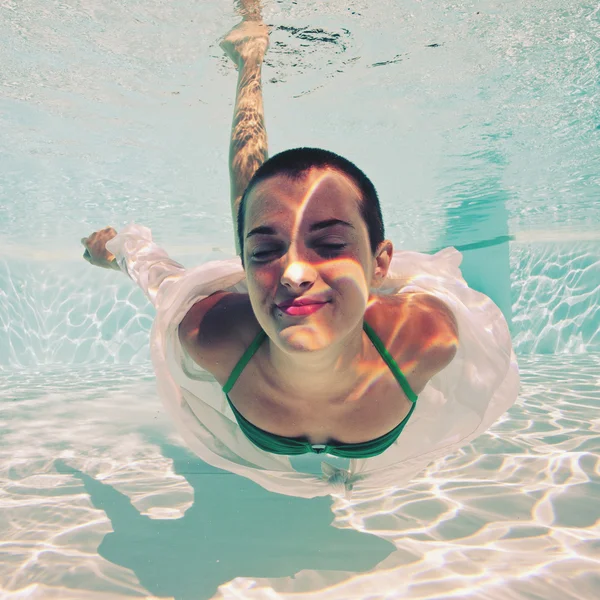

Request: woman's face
left=243, top=168, right=389, bottom=353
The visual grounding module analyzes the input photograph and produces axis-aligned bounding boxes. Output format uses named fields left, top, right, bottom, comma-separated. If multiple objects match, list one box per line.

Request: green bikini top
left=222, top=321, right=418, bottom=459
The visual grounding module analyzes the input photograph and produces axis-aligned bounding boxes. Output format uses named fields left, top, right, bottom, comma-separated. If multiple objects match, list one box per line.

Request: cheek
left=246, top=265, right=279, bottom=303
left=321, top=258, right=370, bottom=304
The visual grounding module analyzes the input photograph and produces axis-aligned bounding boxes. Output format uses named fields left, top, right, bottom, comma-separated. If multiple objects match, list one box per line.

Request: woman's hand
left=81, top=227, right=120, bottom=270
left=220, top=20, right=269, bottom=68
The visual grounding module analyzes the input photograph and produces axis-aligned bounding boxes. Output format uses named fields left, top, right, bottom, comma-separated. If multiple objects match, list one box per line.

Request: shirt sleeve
left=105, top=224, right=186, bottom=308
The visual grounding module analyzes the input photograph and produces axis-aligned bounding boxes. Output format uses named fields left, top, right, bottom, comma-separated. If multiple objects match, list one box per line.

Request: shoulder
left=367, top=292, right=458, bottom=391
left=178, top=291, right=260, bottom=380
left=402, top=292, right=458, bottom=340
left=368, top=291, right=458, bottom=339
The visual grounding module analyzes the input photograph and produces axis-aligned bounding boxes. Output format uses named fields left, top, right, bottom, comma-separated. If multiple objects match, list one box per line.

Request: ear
left=371, top=240, right=393, bottom=287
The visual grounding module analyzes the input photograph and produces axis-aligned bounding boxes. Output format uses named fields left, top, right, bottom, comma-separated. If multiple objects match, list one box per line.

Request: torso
left=179, top=291, right=458, bottom=446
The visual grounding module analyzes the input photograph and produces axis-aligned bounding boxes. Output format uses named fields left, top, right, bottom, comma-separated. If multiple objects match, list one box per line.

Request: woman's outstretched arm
left=82, top=225, right=187, bottom=307
left=221, top=6, right=270, bottom=253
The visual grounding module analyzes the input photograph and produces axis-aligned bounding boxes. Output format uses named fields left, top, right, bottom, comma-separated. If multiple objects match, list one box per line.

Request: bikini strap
left=363, top=321, right=418, bottom=404
left=223, top=329, right=267, bottom=394
left=223, top=323, right=418, bottom=403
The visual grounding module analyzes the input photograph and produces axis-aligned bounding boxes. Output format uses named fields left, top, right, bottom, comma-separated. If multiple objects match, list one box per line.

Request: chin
left=277, top=326, right=331, bottom=354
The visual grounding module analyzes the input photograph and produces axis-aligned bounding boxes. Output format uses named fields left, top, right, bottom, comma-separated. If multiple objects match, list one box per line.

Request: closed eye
left=249, top=240, right=348, bottom=262
left=315, top=242, right=347, bottom=257
left=251, top=247, right=282, bottom=262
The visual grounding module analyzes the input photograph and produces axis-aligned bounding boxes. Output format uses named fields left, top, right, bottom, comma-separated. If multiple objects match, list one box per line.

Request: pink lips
left=277, top=298, right=329, bottom=316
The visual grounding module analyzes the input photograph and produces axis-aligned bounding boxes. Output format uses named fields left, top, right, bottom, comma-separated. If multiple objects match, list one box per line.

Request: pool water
left=1, top=1, right=599, bottom=598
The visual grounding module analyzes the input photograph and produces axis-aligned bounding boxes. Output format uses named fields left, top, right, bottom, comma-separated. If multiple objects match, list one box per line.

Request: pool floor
left=1, top=354, right=598, bottom=599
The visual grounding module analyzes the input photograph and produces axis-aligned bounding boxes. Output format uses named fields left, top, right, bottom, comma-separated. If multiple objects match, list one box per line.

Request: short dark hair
left=237, top=147, right=385, bottom=262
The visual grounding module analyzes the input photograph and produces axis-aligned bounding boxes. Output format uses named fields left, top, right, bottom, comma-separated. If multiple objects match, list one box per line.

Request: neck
left=266, top=321, right=367, bottom=400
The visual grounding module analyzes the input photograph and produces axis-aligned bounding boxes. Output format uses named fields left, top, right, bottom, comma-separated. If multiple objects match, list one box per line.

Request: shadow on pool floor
left=55, top=439, right=394, bottom=600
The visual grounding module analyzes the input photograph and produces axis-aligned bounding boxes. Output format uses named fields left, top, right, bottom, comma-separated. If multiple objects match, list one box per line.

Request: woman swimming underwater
left=81, top=4, right=518, bottom=496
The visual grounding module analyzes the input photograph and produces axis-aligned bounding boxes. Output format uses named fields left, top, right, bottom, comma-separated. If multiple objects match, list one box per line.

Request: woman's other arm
left=81, top=225, right=186, bottom=307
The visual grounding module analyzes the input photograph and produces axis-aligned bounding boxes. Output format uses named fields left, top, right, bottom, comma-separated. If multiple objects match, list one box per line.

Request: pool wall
left=2, top=240, right=598, bottom=368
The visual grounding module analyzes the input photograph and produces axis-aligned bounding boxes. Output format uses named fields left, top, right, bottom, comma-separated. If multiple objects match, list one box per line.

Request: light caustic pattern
left=510, top=242, right=600, bottom=353
left=0, top=356, right=598, bottom=599
left=0, top=258, right=154, bottom=367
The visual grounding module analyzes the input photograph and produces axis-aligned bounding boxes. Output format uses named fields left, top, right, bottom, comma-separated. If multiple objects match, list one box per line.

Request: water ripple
left=511, top=242, right=600, bottom=353
left=0, top=355, right=598, bottom=598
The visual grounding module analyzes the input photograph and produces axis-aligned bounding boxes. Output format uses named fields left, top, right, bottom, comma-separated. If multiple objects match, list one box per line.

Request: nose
left=280, top=260, right=317, bottom=292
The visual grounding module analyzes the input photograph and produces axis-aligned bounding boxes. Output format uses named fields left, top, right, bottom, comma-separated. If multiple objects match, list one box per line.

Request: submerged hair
left=237, top=147, right=384, bottom=262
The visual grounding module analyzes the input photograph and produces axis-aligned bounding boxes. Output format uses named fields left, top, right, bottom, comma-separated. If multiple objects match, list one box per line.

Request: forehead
left=244, top=168, right=363, bottom=231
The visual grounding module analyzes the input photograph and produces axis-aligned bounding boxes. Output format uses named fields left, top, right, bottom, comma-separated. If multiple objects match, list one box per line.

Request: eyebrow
left=246, top=218, right=354, bottom=239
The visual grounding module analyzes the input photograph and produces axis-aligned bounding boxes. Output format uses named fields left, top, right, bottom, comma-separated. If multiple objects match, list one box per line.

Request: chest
left=225, top=346, right=415, bottom=445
